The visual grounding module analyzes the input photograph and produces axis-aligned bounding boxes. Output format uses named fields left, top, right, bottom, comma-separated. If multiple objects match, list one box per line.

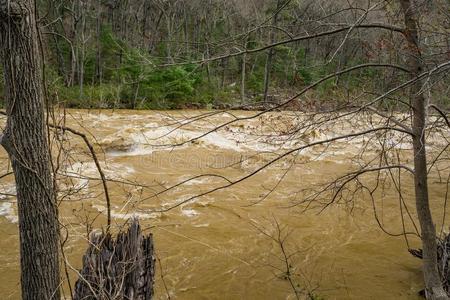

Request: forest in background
left=1, top=0, right=450, bottom=298
left=1, top=0, right=449, bottom=110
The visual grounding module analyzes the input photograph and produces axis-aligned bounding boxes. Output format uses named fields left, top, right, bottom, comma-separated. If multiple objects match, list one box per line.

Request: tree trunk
left=95, top=0, right=102, bottom=86
left=78, top=0, right=86, bottom=99
left=0, top=1, right=61, bottom=299
left=263, top=0, right=283, bottom=104
left=399, top=0, right=448, bottom=299
left=67, top=0, right=78, bottom=87
left=241, top=36, right=248, bottom=104
left=52, top=26, right=67, bottom=81
left=221, top=58, right=227, bottom=89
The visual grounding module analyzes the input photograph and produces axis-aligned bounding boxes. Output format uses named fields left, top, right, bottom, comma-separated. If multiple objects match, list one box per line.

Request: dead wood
left=73, top=219, right=155, bottom=300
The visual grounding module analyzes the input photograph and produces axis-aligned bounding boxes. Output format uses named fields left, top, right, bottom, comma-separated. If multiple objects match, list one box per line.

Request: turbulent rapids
left=0, top=109, right=448, bottom=299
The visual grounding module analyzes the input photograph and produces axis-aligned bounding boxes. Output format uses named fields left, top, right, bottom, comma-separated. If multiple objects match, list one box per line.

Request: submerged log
left=73, top=219, right=155, bottom=300
left=410, top=233, right=450, bottom=297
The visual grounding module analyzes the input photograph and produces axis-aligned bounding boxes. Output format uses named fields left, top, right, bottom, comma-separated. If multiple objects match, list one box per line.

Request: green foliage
left=45, top=25, right=211, bottom=109
left=297, top=68, right=313, bottom=85
left=39, top=11, right=449, bottom=112
left=247, top=71, right=265, bottom=92
left=51, top=63, right=203, bottom=109
left=192, top=79, right=216, bottom=106
left=45, top=14, right=395, bottom=110
left=119, top=61, right=201, bottom=109
left=50, top=83, right=120, bottom=108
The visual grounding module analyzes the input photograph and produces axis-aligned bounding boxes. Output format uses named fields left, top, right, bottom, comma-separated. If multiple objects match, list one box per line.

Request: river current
left=0, top=109, right=448, bottom=299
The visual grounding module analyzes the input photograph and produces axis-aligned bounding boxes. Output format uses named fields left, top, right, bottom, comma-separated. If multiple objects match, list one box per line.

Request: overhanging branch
left=147, top=63, right=414, bottom=148
left=429, top=104, right=450, bottom=129
left=147, top=126, right=412, bottom=212
left=321, top=165, right=415, bottom=211
left=49, top=124, right=112, bottom=229
left=159, top=24, right=405, bottom=67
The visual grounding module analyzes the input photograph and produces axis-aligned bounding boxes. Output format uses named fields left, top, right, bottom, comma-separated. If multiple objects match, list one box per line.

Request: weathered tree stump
left=410, top=233, right=450, bottom=297
left=73, top=219, right=155, bottom=300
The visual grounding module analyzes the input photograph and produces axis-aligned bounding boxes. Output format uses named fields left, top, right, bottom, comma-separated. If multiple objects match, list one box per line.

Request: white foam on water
left=199, top=131, right=246, bottom=151
left=107, top=145, right=154, bottom=157
left=180, top=208, right=199, bottom=217
left=181, top=176, right=217, bottom=186
left=104, top=126, right=192, bottom=156
left=93, top=204, right=160, bottom=220
left=91, top=111, right=449, bottom=167
left=0, top=185, right=16, bottom=198
left=60, top=161, right=135, bottom=192
left=193, top=223, right=210, bottom=227
left=0, top=202, right=18, bottom=223
left=143, top=122, right=163, bottom=129
left=98, top=115, right=324, bottom=156
left=65, top=161, right=135, bottom=178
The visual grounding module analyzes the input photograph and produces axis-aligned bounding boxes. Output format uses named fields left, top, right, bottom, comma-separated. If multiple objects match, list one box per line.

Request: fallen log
left=410, top=233, right=450, bottom=297
left=73, top=219, right=155, bottom=300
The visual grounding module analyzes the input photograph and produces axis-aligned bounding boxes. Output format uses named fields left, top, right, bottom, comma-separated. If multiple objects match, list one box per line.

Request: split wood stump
left=73, top=220, right=155, bottom=299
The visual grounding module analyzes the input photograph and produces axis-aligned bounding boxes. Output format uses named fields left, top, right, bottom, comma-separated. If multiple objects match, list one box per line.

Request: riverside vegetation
left=1, top=0, right=448, bottom=110
left=1, top=0, right=450, bottom=299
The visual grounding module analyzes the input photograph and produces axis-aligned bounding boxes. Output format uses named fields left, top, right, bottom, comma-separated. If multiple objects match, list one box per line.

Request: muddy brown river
left=0, top=109, right=448, bottom=299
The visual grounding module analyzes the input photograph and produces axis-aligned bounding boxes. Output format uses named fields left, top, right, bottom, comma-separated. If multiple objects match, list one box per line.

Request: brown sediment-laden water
left=0, top=109, right=448, bottom=299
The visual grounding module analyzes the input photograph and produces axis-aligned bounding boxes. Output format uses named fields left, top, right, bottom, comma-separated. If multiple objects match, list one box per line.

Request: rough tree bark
left=241, top=36, right=248, bottom=104
left=399, top=0, right=448, bottom=299
left=0, top=0, right=61, bottom=299
left=78, top=0, right=86, bottom=99
left=263, top=0, right=283, bottom=104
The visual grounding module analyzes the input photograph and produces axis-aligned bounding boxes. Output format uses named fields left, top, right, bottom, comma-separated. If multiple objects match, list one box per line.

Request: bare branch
left=147, top=126, right=411, bottom=212
left=159, top=24, right=405, bottom=67
left=320, top=165, right=415, bottom=211
left=0, top=171, right=13, bottom=180
left=50, top=124, right=112, bottom=229
left=366, top=106, right=413, bottom=133
left=429, top=104, right=450, bottom=129
left=146, top=63, right=414, bottom=148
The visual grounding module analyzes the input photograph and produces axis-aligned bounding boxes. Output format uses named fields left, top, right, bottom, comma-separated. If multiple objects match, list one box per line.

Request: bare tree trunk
left=68, top=0, right=78, bottom=87
left=95, top=0, right=102, bottom=86
left=263, top=0, right=283, bottom=104
left=51, top=26, right=67, bottom=81
left=0, top=1, right=60, bottom=299
left=241, top=37, right=248, bottom=104
left=165, top=11, right=174, bottom=64
left=220, top=58, right=227, bottom=89
left=78, top=0, right=86, bottom=99
left=205, top=38, right=211, bottom=83
left=399, top=1, right=448, bottom=299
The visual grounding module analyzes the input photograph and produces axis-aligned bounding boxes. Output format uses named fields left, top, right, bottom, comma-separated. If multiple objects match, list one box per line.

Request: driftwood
left=410, top=234, right=450, bottom=297
left=73, top=219, right=155, bottom=300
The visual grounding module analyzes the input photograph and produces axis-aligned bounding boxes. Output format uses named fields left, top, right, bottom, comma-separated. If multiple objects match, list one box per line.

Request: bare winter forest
left=0, top=0, right=449, bottom=299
